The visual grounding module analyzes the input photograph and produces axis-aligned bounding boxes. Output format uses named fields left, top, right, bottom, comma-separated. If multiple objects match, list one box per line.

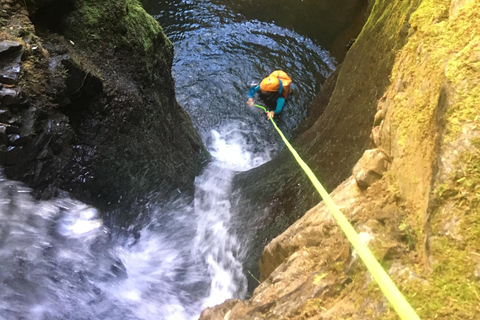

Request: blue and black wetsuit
left=248, top=80, right=285, bottom=115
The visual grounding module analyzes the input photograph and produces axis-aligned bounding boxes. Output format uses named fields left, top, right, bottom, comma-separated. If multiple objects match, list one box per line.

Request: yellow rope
left=254, top=105, right=420, bottom=320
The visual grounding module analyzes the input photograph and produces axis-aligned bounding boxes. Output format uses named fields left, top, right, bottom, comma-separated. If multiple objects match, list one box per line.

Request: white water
left=0, top=121, right=276, bottom=320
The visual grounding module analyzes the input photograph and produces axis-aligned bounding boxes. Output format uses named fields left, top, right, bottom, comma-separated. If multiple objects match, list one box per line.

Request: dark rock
left=62, top=58, right=88, bottom=95
left=8, top=134, right=29, bottom=146
left=1, top=0, right=209, bottom=226
left=0, top=86, right=18, bottom=105
left=0, top=40, right=22, bottom=56
left=0, top=40, right=24, bottom=86
left=0, top=145, right=6, bottom=165
left=4, top=145, right=23, bottom=165
left=0, top=125, right=8, bottom=145
left=0, top=108, right=12, bottom=122
left=5, top=125, right=20, bottom=134
left=36, top=148, right=51, bottom=160
left=0, top=65, right=21, bottom=85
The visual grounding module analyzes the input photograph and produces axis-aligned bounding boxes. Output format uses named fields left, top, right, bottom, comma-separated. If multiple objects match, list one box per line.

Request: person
left=247, top=70, right=292, bottom=119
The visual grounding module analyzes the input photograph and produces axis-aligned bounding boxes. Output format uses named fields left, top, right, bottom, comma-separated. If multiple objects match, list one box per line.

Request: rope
left=253, top=104, right=420, bottom=320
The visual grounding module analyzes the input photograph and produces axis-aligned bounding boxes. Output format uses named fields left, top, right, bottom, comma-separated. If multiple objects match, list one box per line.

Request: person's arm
left=274, top=97, right=285, bottom=114
left=247, top=85, right=260, bottom=106
left=248, top=85, right=260, bottom=98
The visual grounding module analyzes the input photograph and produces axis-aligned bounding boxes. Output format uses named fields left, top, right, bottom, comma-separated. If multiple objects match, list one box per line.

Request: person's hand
left=267, top=111, right=274, bottom=119
left=247, top=98, right=254, bottom=106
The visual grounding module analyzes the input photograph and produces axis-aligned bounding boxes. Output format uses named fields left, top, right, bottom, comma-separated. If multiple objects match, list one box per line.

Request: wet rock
left=0, top=108, right=11, bottom=122
left=8, top=134, right=28, bottom=146
left=0, top=86, right=18, bottom=106
left=0, top=40, right=23, bottom=85
left=5, top=124, right=20, bottom=134
left=352, top=149, right=389, bottom=189
left=0, top=40, right=22, bottom=56
left=0, top=125, right=8, bottom=145
left=1, top=65, right=21, bottom=85
left=4, top=145, right=23, bottom=165
left=200, top=299, right=241, bottom=320
left=36, top=148, right=51, bottom=160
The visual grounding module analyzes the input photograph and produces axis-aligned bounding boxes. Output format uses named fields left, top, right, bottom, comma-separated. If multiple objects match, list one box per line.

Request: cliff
left=0, top=0, right=209, bottom=219
left=203, top=0, right=480, bottom=319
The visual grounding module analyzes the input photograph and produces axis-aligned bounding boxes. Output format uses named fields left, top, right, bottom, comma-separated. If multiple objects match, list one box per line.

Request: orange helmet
left=260, top=76, right=280, bottom=92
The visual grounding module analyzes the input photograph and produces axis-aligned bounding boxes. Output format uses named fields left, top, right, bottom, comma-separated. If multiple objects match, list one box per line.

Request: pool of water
left=148, top=0, right=335, bottom=147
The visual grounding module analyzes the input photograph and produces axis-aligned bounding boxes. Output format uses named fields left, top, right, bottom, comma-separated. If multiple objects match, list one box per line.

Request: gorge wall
left=204, top=0, right=480, bottom=319
left=0, top=0, right=209, bottom=221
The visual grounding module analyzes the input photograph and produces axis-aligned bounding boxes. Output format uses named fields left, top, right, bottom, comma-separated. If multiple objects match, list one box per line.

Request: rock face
left=206, top=0, right=480, bottom=319
left=352, top=149, right=390, bottom=189
left=0, top=0, right=208, bottom=217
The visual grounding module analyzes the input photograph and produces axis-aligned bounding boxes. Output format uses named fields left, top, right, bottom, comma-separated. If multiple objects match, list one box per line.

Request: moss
left=302, top=298, right=327, bottom=317
left=123, top=0, right=168, bottom=53
left=391, top=0, right=480, bottom=148
left=68, top=0, right=173, bottom=75
left=377, top=139, right=480, bottom=320
left=396, top=238, right=480, bottom=319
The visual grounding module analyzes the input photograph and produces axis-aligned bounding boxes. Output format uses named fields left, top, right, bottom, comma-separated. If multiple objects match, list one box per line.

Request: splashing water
left=0, top=129, right=273, bottom=320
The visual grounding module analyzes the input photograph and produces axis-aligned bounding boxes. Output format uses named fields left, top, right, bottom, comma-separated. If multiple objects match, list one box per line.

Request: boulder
left=352, top=149, right=389, bottom=189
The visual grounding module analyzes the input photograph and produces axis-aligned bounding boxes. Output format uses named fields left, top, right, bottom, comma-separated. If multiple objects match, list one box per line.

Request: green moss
left=68, top=0, right=173, bottom=75
left=401, top=238, right=480, bottom=319
left=378, top=140, right=480, bottom=319
left=391, top=0, right=480, bottom=148
left=123, top=0, right=168, bottom=53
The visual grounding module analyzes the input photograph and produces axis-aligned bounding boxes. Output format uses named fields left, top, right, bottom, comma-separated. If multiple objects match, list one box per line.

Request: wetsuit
left=248, top=79, right=286, bottom=115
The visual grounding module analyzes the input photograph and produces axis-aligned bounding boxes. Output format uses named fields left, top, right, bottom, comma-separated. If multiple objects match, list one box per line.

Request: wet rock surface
left=0, top=39, right=23, bottom=85
left=0, top=0, right=209, bottom=220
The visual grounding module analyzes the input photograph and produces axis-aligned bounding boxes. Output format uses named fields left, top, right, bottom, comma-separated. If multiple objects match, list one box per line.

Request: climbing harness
left=253, top=104, right=420, bottom=320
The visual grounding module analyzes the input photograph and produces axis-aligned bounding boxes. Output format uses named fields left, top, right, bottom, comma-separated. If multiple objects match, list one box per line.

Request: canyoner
left=247, top=70, right=293, bottom=119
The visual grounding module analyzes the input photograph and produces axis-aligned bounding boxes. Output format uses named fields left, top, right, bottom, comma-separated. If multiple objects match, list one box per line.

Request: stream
left=0, top=1, right=335, bottom=319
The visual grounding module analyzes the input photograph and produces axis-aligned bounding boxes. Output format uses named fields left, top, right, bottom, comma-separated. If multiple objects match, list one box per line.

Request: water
left=149, top=0, right=335, bottom=142
left=0, top=1, right=335, bottom=319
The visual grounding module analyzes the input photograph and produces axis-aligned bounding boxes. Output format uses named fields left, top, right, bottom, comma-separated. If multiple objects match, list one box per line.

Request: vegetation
left=67, top=0, right=173, bottom=77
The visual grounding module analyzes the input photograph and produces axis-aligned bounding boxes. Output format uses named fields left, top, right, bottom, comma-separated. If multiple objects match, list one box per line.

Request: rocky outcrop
left=206, top=0, right=480, bottom=318
left=352, top=149, right=390, bottom=189
left=0, top=0, right=208, bottom=217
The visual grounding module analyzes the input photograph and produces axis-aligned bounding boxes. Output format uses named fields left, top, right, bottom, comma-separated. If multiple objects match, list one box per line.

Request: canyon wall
left=205, top=0, right=480, bottom=318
